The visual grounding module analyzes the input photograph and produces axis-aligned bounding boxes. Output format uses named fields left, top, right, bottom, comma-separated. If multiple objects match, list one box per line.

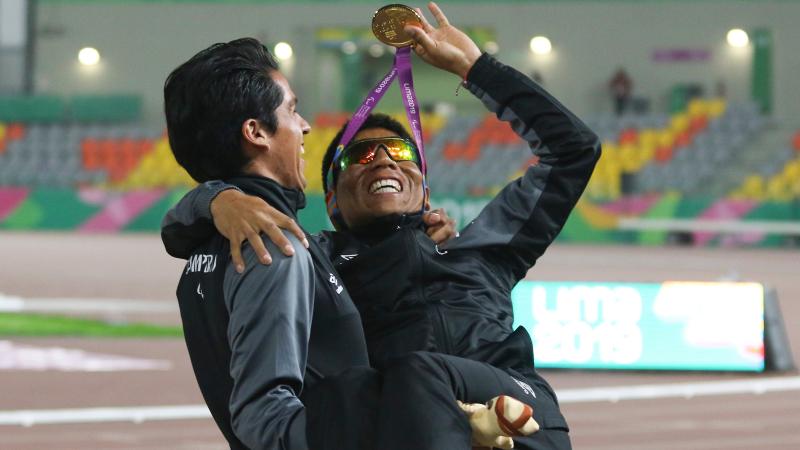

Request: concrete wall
left=32, top=1, right=800, bottom=127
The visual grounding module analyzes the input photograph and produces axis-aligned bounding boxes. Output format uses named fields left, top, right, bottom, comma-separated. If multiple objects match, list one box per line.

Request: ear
left=423, top=186, right=431, bottom=211
left=241, top=119, right=270, bottom=151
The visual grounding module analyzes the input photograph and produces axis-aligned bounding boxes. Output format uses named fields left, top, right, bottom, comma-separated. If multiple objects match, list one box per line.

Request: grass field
left=0, top=313, right=182, bottom=337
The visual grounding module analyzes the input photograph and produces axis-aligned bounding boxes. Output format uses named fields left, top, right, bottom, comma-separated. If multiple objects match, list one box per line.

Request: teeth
left=369, top=179, right=401, bottom=194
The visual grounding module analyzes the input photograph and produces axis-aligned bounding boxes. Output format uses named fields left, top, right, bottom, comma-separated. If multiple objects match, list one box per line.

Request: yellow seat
left=766, top=176, right=791, bottom=201
left=657, top=130, right=675, bottom=148
left=638, top=129, right=658, bottom=149
left=687, top=99, right=709, bottom=118
left=740, top=175, right=765, bottom=200
left=783, top=159, right=800, bottom=180
left=670, top=113, right=689, bottom=134
left=708, top=99, right=726, bottom=118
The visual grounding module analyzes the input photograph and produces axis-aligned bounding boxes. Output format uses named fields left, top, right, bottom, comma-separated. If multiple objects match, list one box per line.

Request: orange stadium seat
left=464, top=141, right=481, bottom=162
left=618, top=128, right=638, bottom=146
left=7, top=123, right=25, bottom=140
left=81, top=138, right=101, bottom=170
left=793, top=131, right=800, bottom=151
left=674, top=130, right=692, bottom=148
left=655, top=146, right=673, bottom=163
left=689, top=115, right=708, bottom=132
left=443, top=141, right=461, bottom=161
left=315, top=112, right=349, bottom=128
left=99, top=140, right=117, bottom=170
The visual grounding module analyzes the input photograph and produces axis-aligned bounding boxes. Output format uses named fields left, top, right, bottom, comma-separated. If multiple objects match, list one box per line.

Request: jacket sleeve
left=223, top=233, right=313, bottom=450
left=161, top=181, right=240, bottom=259
left=449, top=53, right=601, bottom=281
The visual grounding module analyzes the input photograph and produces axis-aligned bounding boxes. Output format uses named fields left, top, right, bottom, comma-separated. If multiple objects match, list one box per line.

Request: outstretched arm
left=408, top=2, right=601, bottom=284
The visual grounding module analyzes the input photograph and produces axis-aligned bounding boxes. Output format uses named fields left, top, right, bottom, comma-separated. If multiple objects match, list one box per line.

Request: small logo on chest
left=328, top=273, right=344, bottom=294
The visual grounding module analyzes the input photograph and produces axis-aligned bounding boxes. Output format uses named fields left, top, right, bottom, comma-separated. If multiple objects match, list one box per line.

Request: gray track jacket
left=170, top=176, right=369, bottom=450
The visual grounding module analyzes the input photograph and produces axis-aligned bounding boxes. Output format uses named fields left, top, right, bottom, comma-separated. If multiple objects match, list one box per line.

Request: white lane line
left=0, top=293, right=176, bottom=313
left=0, top=405, right=210, bottom=427
left=557, top=375, right=800, bottom=403
left=0, top=341, right=172, bottom=372
left=2, top=376, right=799, bottom=426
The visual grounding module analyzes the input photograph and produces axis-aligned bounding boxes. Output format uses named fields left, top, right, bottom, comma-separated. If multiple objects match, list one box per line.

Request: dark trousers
left=305, top=352, right=571, bottom=450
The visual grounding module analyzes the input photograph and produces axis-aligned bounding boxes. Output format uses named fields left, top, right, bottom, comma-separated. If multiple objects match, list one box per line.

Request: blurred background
left=0, top=1, right=798, bottom=449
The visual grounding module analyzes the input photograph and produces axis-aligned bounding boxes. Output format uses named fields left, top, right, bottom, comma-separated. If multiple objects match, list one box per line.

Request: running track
left=1, top=233, right=797, bottom=449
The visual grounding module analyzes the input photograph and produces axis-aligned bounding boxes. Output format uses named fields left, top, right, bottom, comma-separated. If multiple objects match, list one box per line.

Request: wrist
left=209, top=187, right=240, bottom=219
left=456, top=51, right=480, bottom=79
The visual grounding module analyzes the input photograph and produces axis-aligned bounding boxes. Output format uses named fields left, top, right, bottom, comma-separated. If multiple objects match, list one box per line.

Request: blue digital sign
left=511, top=281, right=765, bottom=372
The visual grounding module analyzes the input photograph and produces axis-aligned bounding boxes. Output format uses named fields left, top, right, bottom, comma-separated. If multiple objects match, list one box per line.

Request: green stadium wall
left=2, top=188, right=798, bottom=247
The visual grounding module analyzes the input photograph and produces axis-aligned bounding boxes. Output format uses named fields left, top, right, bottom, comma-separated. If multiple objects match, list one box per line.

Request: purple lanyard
left=330, top=46, right=427, bottom=182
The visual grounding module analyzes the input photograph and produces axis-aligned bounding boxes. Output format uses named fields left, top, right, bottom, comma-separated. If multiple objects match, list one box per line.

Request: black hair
left=164, top=37, right=283, bottom=182
left=321, top=113, right=414, bottom=193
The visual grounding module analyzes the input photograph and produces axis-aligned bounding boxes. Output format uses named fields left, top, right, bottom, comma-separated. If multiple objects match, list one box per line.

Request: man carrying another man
left=164, top=3, right=600, bottom=449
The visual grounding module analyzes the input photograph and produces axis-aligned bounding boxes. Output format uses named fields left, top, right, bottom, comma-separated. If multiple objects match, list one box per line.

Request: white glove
left=458, top=395, right=539, bottom=449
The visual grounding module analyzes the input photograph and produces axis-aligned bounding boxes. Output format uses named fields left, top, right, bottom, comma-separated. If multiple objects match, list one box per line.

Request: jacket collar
left=347, top=212, right=425, bottom=242
left=225, top=175, right=306, bottom=218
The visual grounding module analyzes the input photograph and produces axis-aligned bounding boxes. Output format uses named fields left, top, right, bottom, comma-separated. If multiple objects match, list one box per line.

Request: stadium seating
left=580, top=98, right=756, bottom=200
left=0, top=122, right=170, bottom=188
left=729, top=132, right=800, bottom=201
left=0, top=98, right=790, bottom=203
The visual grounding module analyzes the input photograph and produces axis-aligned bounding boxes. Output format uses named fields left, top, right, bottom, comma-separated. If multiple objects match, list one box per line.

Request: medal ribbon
left=328, top=46, right=427, bottom=190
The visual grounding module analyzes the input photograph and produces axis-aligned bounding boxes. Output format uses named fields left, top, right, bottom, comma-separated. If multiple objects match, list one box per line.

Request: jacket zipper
left=409, top=228, right=453, bottom=354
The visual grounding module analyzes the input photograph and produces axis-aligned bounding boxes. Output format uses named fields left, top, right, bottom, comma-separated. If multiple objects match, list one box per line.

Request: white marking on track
left=557, top=375, right=800, bottom=403
left=0, top=341, right=171, bottom=372
left=1, top=376, right=798, bottom=426
left=0, top=405, right=210, bottom=427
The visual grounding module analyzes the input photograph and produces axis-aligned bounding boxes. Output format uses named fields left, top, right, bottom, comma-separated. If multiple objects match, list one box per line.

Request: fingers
left=494, top=436, right=514, bottom=449
left=425, top=208, right=458, bottom=244
left=230, top=242, right=245, bottom=274
left=414, top=7, right=435, bottom=33
left=230, top=226, right=272, bottom=273
left=404, top=24, right=436, bottom=55
left=280, top=217, right=309, bottom=249
left=427, top=226, right=449, bottom=244
left=428, top=1, right=450, bottom=27
left=246, top=229, right=273, bottom=264
left=423, top=210, right=442, bottom=225
left=262, top=223, right=296, bottom=258
left=458, top=401, right=486, bottom=415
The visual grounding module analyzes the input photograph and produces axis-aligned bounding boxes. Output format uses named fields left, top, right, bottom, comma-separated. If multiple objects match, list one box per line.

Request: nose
left=300, top=115, right=311, bottom=134
left=370, top=146, right=398, bottom=170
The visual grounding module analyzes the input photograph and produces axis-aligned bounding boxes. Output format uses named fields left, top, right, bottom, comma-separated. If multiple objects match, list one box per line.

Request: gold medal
left=371, top=4, right=422, bottom=47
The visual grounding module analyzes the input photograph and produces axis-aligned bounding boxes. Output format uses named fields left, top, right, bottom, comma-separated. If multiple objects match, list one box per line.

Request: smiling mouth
left=369, top=179, right=401, bottom=194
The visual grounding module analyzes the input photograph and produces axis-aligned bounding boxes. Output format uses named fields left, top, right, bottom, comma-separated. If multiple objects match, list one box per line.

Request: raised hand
left=404, top=2, right=482, bottom=79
